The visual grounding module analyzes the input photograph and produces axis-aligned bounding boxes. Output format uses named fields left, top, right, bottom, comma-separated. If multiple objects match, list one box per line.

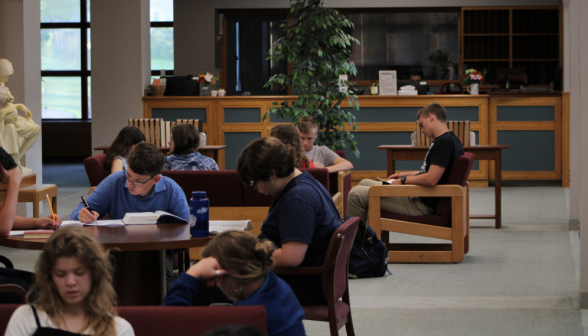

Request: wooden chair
left=368, top=153, right=474, bottom=263
left=414, top=121, right=473, bottom=147
left=333, top=151, right=352, bottom=217
left=274, top=216, right=359, bottom=336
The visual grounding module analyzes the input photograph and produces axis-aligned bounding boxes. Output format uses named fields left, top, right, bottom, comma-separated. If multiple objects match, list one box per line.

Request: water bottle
left=189, top=191, right=209, bottom=237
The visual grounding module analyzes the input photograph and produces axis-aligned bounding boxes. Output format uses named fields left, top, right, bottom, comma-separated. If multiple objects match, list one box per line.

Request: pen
left=46, top=194, right=55, bottom=223
left=81, top=196, right=97, bottom=224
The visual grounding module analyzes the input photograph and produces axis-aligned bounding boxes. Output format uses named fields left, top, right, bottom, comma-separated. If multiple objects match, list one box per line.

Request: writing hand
left=387, top=173, right=402, bottom=180
left=38, top=214, right=62, bottom=229
left=78, top=208, right=99, bottom=224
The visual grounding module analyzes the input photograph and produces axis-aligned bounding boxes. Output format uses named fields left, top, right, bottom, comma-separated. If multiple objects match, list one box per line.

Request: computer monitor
left=397, top=81, right=428, bottom=95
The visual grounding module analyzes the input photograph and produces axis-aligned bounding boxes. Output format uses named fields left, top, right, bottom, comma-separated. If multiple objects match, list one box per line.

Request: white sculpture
left=0, top=59, right=40, bottom=175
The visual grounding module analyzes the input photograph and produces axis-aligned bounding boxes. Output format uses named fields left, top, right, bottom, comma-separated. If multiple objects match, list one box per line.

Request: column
left=91, top=0, right=151, bottom=153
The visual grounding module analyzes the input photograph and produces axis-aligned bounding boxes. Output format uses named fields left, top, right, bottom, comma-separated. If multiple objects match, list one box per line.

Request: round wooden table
left=0, top=224, right=212, bottom=306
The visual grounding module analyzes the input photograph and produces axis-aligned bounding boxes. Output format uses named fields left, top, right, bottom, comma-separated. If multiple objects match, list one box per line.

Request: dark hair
left=270, top=124, right=312, bottom=168
left=170, top=123, right=200, bottom=155
left=104, top=126, right=145, bottom=176
left=416, top=102, right=447, bottom=122
left=409, top=68, right=423, bottom=78
left=0, top=147, right=17, bottom=171
left=202, top=325, right=269, bottom=336
left=237, top=137, right=295, bottom=187
left=202, top=231, right=274, bottom=284
left=126, top=142, right=165, bottom=177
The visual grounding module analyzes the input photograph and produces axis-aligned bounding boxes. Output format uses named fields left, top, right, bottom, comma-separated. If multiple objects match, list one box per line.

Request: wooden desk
left=0, top=224, right=211, bottom=306
left=94, top=146, right=227, bottom=164
left=378, top=145, right=510, bottom=229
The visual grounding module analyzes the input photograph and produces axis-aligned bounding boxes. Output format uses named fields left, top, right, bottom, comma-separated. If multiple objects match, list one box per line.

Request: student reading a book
left=71, top=142, right=190, bottom=290
left=164, top=230, right=305, bottom=336
left=5, top=226, right=135, bottom=336
left=163, top=123, right=218, bottom=171
left=347, top=102, right=464, bottom=222
left=237, top=137, right=340, bottom=305
left=270, top=124, right=315, bottom=169
left=297, top=116, right=353, bottom=173
left=0, top=147, right=62, bottom=299
left=104, top=126, right=145, bottom=176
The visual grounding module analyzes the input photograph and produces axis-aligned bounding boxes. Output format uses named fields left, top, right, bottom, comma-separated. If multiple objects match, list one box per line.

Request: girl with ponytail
left=163, top=230, right=305, bottom=336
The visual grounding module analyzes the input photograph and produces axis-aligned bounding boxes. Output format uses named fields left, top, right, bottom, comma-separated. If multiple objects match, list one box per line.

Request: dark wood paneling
left=42, top=121, right=92, bottom=158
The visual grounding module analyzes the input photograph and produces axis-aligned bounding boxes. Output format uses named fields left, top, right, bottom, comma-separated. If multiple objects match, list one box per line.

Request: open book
left=376, top=177, right=396, bottom=185
left=210, top=220, right=253, bottom=234
left=122, top=211, right=188, bottom=224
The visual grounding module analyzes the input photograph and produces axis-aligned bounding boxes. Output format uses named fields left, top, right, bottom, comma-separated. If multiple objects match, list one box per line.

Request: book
left=160, top=120, right=166, bottom=147
left=165, top=121, right=171, bottom=147
left=24, top=230, right=54, bottom=239
left=122, top=211, right=187, bottom=224
left=209, top=220, right=253, bottom=234
left=376, top=177, right=396, bottom=185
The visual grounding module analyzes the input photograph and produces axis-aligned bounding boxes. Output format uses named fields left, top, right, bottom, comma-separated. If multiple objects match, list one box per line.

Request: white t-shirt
left=305, top=145, right=340, bottom=167
left=4, top=305, right=135, bottom=336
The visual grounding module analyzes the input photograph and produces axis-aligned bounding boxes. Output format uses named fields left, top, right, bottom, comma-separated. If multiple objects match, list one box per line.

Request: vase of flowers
left=199, top=72, right=219, bottom=96
left=464, top=69, right=485, bottom=95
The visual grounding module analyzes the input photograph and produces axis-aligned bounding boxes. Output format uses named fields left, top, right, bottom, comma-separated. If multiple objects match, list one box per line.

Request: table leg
left=495, top=150, right=502, bottom=229
left=387, top=150, right=395, bottom=177
left=112, top=250, right=166, bottom=306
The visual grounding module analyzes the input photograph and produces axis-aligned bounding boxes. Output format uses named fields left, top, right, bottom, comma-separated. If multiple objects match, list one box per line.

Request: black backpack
left=346, top=216, right=391, bottom=278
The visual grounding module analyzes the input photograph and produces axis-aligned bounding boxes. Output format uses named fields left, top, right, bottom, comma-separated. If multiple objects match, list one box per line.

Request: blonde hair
left=270, top=124, right=312, bottom=168
left=202, top=231, right=274, bottom=284
left=30, top=226, right=118, bottom=336
left=297, top=116, right=318, bottom=134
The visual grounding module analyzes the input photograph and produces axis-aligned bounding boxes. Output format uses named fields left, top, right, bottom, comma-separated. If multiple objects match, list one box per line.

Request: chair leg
left=178, top=251, right=185, bottom=274
left=343, top=288, right=355, bottom=336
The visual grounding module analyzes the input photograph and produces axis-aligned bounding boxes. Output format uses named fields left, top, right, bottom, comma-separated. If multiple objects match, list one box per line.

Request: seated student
left=104, top=126, right=146, bottom=176
left=297, top=116, right=353, bottom=173
left=347, top=102, right=464, bottom=222
left=237, top=137, right=340, bottom=305
left=0, top=147, right=62, bottom=297
left=71, top=142, right=190, bottom=290
left=164, top=230, right=305, bottom=336
left=270, top=124, right=314, bottom=168
left=163, top=123, right=219, bottom=171
left=5, top=226, right=134, bottom=336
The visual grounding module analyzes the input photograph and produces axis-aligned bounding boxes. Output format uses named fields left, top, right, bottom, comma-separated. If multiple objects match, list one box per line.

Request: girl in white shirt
left=4, top=226, right=134, bottom=336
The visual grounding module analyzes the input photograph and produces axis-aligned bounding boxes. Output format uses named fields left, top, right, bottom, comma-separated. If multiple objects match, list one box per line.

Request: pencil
left=46, top=194, right=55, bottom=222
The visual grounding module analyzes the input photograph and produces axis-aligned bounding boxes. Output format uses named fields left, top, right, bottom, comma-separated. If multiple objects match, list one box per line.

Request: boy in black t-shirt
left=347, top=103, right=465, bottom=222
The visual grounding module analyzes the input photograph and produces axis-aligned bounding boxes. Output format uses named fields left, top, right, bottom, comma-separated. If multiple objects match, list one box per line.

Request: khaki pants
left=347, top=179, right=434, bottom=223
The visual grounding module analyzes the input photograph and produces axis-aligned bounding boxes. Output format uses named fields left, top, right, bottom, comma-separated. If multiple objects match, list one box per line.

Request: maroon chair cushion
left=299, top=168, right=330, bottom=192
left=381, top=153, right=474, bottom=227
left=83, top=154, right=107, bottom=186
left=118, top=306, right=267, bottom=336
left=334, top=150, right=346, bottom=159
left=0, top=304, right=19, bottom=334
left=162, top=170, right=243, bottom=207
left=304, top=300, right=350, bottom=323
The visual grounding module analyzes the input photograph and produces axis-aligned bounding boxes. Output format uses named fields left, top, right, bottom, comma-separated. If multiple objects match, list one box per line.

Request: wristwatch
left=400, top=176, right=407, bottom=184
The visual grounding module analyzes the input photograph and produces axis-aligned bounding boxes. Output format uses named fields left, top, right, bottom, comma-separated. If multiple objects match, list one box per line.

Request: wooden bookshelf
left=462, top=6, right=561, bottom=86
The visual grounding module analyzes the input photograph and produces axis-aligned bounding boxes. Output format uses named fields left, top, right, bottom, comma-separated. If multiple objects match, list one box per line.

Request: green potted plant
left=263, top=0, right=360, bottom=157
left=428, top=48, right=456, bottom=79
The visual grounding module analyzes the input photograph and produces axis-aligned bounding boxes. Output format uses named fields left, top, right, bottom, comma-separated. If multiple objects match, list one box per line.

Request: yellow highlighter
left=46, top=194, right=56, bottom=222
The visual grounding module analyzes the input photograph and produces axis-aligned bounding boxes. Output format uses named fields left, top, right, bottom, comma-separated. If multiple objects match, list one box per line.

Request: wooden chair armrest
left=332, top=192, right=344, bottom=220
left=368, top=185, right=464, bottom=198
left=338, top=170, right=351, bottom=178
left=89, top=186, right=97, bottom=195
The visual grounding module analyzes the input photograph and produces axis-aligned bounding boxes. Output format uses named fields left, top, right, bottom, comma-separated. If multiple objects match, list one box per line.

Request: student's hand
left=314, top=162, right=325, bottom=168
left=37, top=214, right=62, bottom=230
left=390, top=178, right=402, bottom=185
left=187, top=257, right=227, bottom=283
left=387, top=173, right=402, bottom=179
left=78, top=208, right=99, bottom=224
left=0, top=165, right=22, bottom=186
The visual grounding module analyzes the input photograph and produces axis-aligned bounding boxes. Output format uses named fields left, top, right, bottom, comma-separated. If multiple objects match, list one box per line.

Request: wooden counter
left=142, top=93, right=569, bottom=187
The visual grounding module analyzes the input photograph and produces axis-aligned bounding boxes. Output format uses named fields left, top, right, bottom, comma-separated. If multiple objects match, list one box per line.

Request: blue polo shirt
left=70, top=170, right=190, bottom=221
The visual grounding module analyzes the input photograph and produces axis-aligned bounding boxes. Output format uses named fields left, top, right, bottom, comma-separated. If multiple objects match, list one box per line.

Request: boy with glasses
left=71, top=142, right=189, bottom=290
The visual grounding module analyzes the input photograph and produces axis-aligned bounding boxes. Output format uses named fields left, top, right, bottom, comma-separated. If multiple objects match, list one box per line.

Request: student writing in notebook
left=70, top=142, right=189, bottom=290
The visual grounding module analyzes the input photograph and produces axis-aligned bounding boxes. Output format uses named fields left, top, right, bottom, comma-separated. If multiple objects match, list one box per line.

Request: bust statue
left=0, top=59, right=40, bottom=175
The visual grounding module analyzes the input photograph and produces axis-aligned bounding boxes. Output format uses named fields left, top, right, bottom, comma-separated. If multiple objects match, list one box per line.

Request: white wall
left=214, top=0, right=559, bottom=9
left=91, top=0, right=151, bottom=154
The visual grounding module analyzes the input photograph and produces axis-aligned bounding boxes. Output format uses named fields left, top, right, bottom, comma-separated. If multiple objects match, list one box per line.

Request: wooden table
left=94, top=145, right=227, bottom=163
left=378, top=145, right=510, bottom=229
left=0, top=224, right=211, bottom=305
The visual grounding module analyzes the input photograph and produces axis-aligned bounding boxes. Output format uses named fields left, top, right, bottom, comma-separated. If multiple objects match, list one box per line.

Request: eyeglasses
left=126, top=171, right=155, bottom=186
left=250, top=180, right=258, bottom=190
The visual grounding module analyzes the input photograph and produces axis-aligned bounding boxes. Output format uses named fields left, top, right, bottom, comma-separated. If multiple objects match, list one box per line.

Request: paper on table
left=61, top=220, right=124, bottom=226
left=9, top=231, right=25, bottom=236
left=378, top=70, right=397, bottom=96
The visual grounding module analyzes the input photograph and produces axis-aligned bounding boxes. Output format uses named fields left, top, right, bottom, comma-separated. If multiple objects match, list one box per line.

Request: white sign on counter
left=378, top=70, right=397, bottom=96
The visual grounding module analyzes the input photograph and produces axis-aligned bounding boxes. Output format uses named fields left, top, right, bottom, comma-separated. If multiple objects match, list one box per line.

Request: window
left=41, top=0, right=90, bottom=119
left=40, top=0, right=172, bottom=120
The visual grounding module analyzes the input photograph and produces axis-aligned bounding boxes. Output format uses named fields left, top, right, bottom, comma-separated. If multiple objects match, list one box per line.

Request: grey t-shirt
left=305, top=146, right=340, bottom=167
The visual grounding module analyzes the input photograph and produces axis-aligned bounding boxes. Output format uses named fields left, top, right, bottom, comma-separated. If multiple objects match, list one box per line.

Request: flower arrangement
left=463, top=69, right=485, bottom=85
left=199, top=72, right=219, bottom=89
